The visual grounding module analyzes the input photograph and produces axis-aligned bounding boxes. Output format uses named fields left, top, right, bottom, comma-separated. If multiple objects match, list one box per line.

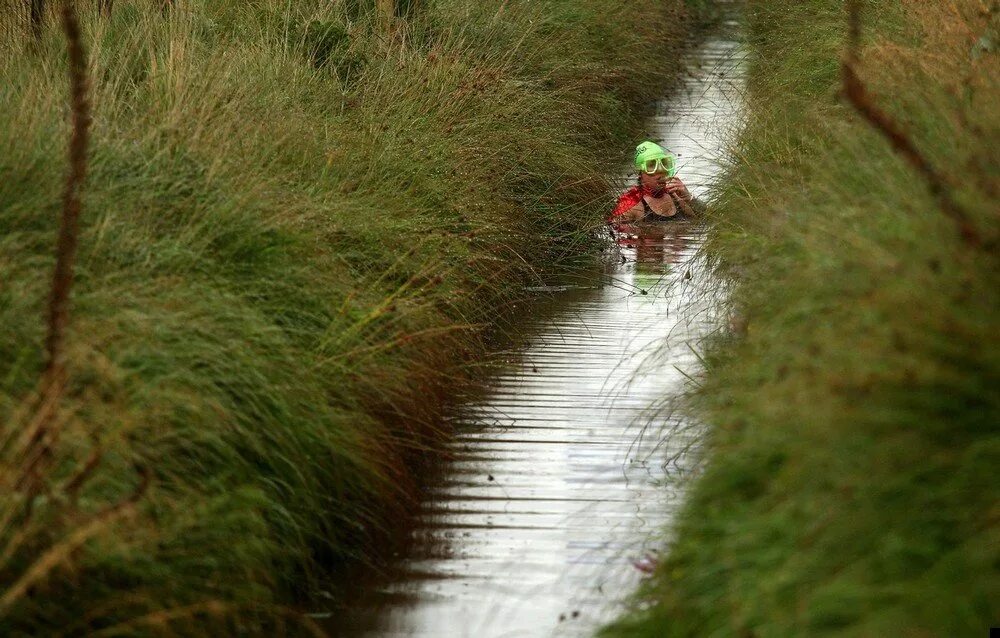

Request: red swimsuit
left=610, top=185, right=646, bottom=219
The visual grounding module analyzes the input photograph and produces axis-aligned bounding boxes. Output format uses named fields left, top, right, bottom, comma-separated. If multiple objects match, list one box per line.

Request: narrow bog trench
left=328, top=11, right=745, bottom=638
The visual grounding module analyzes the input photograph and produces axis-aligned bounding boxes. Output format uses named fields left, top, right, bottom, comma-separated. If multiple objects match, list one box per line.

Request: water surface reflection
left=327, top=13, right=745, bottom=637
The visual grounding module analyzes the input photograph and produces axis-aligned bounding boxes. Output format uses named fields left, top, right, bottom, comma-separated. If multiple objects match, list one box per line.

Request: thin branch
left=44, top=0, right=91, bottom=392
left=840, top=0, right=982, bottom=247
left=10, top=0, right=92, bottom=509
left=63, top=444, right=103, bottom=500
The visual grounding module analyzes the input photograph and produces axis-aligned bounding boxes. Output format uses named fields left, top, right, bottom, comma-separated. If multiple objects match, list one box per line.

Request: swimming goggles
left=641, top=157, right=676, bottom=176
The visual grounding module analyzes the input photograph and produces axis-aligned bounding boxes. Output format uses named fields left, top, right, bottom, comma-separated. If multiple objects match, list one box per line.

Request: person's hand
left=664, top=177, right=691, bottom=200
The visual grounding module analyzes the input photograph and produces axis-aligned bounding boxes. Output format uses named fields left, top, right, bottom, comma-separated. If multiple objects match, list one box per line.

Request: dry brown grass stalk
left=88, top=600, right=329, bottom=638
left=0, top=463, right=149, bottom=617
left=7, top=383, right=71, bottom=498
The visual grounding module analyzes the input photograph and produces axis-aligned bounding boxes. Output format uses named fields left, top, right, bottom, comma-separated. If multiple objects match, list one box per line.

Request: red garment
left=611, top=185, right=645, bottom=219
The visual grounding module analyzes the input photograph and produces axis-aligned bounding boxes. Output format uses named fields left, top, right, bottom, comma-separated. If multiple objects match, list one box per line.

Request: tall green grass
left=606, top=0, right=998, bottom=635
left=0, top=0, right=693, bottom=632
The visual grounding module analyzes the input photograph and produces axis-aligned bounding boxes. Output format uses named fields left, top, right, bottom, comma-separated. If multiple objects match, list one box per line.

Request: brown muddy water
left=321, top=13, right=746, bottom=638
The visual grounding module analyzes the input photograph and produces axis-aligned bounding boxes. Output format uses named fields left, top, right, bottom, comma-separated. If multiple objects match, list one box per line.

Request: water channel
left=328, top=11, right=745, bottom=638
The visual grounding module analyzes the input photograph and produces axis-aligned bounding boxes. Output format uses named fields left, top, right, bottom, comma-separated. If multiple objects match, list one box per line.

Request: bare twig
left=63, top=444, right=103, bottom=500
left=45, top=0, right=91, bottom=391
left=11, top=0, right=92, bottom=505
left=841, top=0, right=982, bottom=246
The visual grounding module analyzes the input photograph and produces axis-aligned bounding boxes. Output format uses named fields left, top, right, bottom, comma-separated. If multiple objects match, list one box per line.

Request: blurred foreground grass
left=0, top=0, right=693, bottom=633
left=606, top=0, right=998, bottom=635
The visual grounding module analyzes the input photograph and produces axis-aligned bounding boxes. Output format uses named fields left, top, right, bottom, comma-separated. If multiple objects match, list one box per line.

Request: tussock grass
left=0, top=0, right=693, bottom=632
left=605, top=0, right=999, bottom=636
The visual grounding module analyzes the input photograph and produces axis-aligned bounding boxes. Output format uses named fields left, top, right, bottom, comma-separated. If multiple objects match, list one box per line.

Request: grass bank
left=0, top=0, right=694, bottom=633
left=606, top=0, right=998, bottom=635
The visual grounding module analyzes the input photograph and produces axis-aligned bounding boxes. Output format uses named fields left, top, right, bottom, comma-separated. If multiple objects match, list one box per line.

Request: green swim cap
left=634, top=141, right=676, bottom=177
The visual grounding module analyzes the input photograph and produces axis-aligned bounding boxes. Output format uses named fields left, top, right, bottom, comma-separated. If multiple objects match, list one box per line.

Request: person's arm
left=665, top=178, right=700, bottom=216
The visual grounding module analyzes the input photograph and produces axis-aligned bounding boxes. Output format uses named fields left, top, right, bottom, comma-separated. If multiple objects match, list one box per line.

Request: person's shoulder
left=612, top=185, right=644, bottom=218
left=618, top=184, right=642, bottom=199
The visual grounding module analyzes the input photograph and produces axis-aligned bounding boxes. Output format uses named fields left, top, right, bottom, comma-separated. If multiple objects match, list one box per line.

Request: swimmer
left=610, top=141, right=699, bottom=223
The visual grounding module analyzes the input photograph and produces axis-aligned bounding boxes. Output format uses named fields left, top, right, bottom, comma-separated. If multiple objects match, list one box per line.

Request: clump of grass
left=605, top=0, right=998, bottom=636
left=0, top=0, right=694, bottom=632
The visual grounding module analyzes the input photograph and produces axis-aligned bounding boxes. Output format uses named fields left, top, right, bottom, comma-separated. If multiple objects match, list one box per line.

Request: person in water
left=610, top=141, right=698, bottom=222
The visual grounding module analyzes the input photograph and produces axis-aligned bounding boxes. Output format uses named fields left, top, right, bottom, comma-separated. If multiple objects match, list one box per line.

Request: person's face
left=639, top=166, right=668, bottom=193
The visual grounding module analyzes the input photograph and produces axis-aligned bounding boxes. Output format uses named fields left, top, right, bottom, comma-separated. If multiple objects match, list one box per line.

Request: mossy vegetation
left=0, top=0, right=693, bottom=633
left=605, top=0, right=998, bottom=636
